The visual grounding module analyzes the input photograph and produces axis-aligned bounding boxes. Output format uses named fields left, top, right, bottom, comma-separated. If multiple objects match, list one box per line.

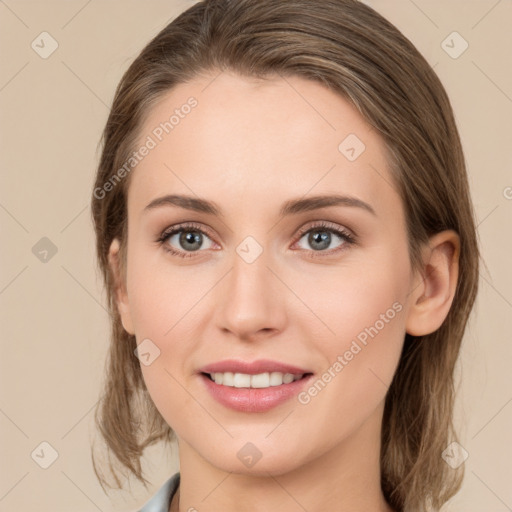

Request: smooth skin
left=108, top=71, right=459, bottom=512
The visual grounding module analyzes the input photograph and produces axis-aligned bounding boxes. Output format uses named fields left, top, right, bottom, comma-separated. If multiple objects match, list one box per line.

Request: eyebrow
left=143, top=193, right=376, bottom=217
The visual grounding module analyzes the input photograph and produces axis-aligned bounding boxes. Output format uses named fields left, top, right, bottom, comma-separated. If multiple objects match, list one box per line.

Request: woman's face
left=113, top=71, right=420, bottom=475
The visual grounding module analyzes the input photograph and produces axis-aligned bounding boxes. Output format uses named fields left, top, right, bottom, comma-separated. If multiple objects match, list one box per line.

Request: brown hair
left=90, top=1, right=480, bottom=510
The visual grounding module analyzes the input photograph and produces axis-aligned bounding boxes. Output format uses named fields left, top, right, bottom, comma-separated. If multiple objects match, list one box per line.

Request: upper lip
left=199, top=359, right=312, bottom=375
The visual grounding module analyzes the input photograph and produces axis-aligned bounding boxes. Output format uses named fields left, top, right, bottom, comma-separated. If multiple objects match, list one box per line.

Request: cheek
left=290, top=251, right=408, bottom=421
left=126, top=248, right=202, bottom=337
left=293, top=247, right=409, bottom=352
left=126, top=252, right=208, bottom=420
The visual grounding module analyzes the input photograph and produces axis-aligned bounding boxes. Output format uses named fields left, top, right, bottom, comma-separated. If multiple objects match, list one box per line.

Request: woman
left=90, top=1, right=479, bottom=511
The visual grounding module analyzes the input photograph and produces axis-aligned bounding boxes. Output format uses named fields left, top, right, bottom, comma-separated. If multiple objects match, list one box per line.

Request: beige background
left=0, top=0, right=511, bottom=510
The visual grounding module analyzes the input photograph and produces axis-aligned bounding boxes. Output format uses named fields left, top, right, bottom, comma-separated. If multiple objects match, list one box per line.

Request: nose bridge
left=214, top=238, right=285, bottom=338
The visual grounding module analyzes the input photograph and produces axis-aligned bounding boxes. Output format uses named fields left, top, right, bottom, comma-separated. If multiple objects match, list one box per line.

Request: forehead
left=127, top=71, right=399, bottom=220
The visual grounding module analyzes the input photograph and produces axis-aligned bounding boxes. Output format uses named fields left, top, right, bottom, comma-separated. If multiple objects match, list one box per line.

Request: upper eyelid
left=295, top=220, right=350, bottom=237
left=160, top=222, right=215, bottom=241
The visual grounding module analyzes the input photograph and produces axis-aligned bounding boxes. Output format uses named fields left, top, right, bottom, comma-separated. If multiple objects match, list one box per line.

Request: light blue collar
left=138, top=472, right=180, bottom=512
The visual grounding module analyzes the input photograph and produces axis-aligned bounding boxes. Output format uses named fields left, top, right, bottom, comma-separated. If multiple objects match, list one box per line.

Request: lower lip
left=200, top=373, right=313, bottom=412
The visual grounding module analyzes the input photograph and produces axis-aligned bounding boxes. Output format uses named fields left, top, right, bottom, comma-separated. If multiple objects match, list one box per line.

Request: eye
left=293, top=221, right=355, bottom=256
left=157, top=220, right=356, bottom=259
left=157, top=222, right=216, bottom=258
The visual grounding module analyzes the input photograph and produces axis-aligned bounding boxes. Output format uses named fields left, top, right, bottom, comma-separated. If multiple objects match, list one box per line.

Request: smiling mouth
left=202, top=371, right=312, bottom=389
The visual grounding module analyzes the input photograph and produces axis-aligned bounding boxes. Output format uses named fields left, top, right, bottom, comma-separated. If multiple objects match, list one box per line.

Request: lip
left=198, top=359, right=313, bottom=413
left=198, top=359, right=311, bottom=375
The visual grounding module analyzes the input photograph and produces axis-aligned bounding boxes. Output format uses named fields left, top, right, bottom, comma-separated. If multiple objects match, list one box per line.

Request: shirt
left=138, top=472, right=180, bottom=512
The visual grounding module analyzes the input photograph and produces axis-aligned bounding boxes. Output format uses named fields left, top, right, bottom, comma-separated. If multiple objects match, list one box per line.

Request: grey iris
left=309, top=231, right=331, bottom=250
left=180, top=231, right=203, bottom=251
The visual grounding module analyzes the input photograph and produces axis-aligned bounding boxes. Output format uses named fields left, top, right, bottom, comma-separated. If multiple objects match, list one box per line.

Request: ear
left=405, top=230, right=460, bottom=336
left=108, top=238, right=135, bottom=335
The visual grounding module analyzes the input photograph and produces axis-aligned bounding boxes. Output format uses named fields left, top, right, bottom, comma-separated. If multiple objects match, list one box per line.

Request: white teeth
left=283, top=373, right=294, bottom=384
left=269, top=371, right=283, bottom=386
left=222, top=372, right=234, bottom=386
left=233, top=373, right=251, bottom=388
left=250, top=372, right=270, bottom=388
left=209, top=372, right=304, bottom=388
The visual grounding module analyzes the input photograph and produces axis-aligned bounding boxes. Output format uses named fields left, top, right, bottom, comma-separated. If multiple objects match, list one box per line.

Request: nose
left=214, top=246, right=287, bottom=342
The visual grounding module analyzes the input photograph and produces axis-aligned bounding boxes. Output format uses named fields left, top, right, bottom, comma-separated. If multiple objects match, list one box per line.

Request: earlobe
left=108, top=238, right=135, bottom=335
left=405, top=230, right=460, bottom=336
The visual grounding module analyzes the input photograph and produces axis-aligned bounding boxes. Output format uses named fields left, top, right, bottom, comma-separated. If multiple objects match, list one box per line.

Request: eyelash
left=156, top=221, right=356, bottom=259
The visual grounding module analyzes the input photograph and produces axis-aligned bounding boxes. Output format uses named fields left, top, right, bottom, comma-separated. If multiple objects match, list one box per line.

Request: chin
left=200, top=440, right=309, bottom=477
